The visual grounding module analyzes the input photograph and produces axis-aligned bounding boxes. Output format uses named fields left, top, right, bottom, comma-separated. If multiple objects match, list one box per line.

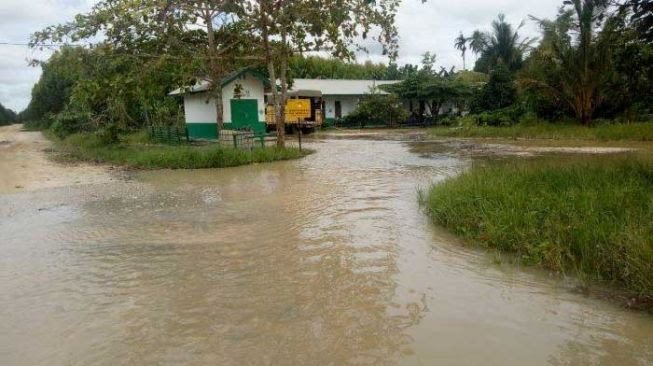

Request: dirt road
left=0, top=124, right=113, bottom=194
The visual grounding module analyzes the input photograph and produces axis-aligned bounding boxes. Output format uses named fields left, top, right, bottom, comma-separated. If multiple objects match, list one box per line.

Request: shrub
left=475, top=105, right=523, bottom=126
left=470, top=63, right=517, bottom=113
left=426, top=155, right=653, bottom=296
left=50, top=110, right=91, bottom=138
left=345, top=93, right=408, bottom=128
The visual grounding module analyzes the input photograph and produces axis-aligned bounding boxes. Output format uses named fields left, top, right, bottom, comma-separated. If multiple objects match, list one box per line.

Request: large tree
left=620, top=0, right=653, bottom=42
left=454, top=32, right=468, bottom=70
left=471, top=14, right=535, bottom=73
left=521, top=0, right=613, bottom=125
left=0, top=103, right=16, bottom=126
left=30, top=0, right=254, bottom=133
left=238, top=0, right=402, bottom=147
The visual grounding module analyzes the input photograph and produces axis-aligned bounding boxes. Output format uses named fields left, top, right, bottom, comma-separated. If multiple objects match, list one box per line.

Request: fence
left=218, top=129, right=279, bottom=150
left=149, top=125, right=189, bottom=145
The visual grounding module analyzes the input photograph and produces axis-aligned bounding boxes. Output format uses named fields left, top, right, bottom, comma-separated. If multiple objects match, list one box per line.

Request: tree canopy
left=0, top=103, right=17, bottom=126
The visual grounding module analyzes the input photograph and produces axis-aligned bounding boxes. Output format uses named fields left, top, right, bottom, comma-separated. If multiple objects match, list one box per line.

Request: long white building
left=171, top=71, right=409, bottom=140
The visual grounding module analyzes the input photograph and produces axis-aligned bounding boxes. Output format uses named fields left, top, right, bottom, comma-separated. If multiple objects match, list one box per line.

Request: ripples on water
left=1, top=138, right=652, bottom=365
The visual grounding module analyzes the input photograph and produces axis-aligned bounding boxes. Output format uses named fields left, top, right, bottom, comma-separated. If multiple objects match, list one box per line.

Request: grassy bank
left=50, top=131, right=311, bottom=169
left=425, top=155, right=653, bottom=302
left=431, top=118, right=653, bottom=141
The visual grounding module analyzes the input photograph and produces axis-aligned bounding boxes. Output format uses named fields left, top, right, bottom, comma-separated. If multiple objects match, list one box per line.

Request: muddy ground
left=0, top=125, right=114, bottom=194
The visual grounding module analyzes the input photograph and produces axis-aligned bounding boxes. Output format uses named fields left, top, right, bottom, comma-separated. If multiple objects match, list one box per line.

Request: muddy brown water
left=1, top=137, right=652, bottom=365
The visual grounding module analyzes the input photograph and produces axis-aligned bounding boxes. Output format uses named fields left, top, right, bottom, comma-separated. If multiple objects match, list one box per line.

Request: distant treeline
left=288, top=56, right=424, bottom=80
left=18, top=48, right=422, bottom=135
left=0, top=102, right=17, bottom=126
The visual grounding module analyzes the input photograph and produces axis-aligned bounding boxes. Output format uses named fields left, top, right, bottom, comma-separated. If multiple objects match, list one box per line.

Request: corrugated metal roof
left=290, top=79, right=401, bottom=96
left=168, top=68, right=269, bottom=96
left=168, top=79, right=211, bottom=95
left=170, top=76, right=402, bottom=96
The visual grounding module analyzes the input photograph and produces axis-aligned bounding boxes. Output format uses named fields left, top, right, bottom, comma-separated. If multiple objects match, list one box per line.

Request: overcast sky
left=0, top=0, right=562, bottom=112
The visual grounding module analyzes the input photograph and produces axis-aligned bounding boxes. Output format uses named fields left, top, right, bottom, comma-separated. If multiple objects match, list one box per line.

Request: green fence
left=149, top=125, right=189, bottom=145
left=219, top=129, right=278, bottom=149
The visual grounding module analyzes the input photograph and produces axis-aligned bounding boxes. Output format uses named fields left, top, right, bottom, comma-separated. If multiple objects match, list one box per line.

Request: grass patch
left=50, top=131, right=311, bottom=169
left=431, top=118, right=653, bottom=141
left=425, top=154, right=653, bottom=300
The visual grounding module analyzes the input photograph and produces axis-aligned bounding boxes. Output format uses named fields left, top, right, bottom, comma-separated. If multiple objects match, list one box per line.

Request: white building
left=289, top=79, right=401, bottom=123
left=171, top=72, right=460, bottom=139
left=169, top=69, right=269, bottom=139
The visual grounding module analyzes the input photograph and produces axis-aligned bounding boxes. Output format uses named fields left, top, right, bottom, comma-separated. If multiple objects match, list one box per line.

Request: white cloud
left=358, top=0, right=561, bottom=70
left=0, top=0, right=95, bottom=111
left=0, top=0, right=564, bottom=112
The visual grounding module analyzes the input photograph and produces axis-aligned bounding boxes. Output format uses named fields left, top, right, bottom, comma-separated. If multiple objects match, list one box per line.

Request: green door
left=230, top=99, right=263, bottom=133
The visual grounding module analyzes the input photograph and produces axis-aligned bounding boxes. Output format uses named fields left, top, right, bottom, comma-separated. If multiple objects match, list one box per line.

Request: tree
left=30, top=0, right=253, bottom=134
left=471, top=62, right=516, bottom=112
left=238, top=0, right=403, bottom=147
left=383, top=62, right=476, bottom=120
left=620, top=0, right=653, bottom=42
left=454, top=32, right=468, bottom=70
left=521, top=0, right=612, bottom=125
left=345, top=91, right=408, bottom=128
left=0, top=103, right=16, bottom=125
left=471, top=14, right=535, bottom=73
left=289, top=55, right=389, bottom=80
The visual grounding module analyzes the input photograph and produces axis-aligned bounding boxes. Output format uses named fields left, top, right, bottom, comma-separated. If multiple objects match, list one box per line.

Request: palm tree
left=454, top=32, right=468, bottom=70
left=471, top=14, right=535, bottom=73
left=468, top=30, right=487, bottom=55
left=522, top=0, right=611, bottom=125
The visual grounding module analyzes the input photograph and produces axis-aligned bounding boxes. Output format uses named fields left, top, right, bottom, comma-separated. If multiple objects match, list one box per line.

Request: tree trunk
left=205, top=11, right=224, bottom=131
left=267, top=59, right=282, bottom=144
left=277, top=31, right=289, bottom=148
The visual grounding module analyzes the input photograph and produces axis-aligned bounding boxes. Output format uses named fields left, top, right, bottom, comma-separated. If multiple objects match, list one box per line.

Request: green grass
left=50, top=131, right=311, bottom=169
left=431, top=118, right=653, bottom=141
left=426, top=155, right=653, bottom=299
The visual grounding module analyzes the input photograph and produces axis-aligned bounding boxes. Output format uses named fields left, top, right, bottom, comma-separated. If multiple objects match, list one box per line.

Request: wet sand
left=0, top=125, right=113, bottom=194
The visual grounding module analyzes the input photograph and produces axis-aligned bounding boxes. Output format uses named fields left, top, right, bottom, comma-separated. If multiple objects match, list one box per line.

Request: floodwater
left=1, top=137, right=652, bottom=365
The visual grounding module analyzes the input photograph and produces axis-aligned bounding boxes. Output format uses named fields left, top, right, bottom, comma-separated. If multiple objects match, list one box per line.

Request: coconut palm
left=471, top=14, right=535, bottom=73
left=521, top=0, right=611, bottom=125
left=468, top=30, right=487, bottom=55
left=454, top=32, right=468, bottom=70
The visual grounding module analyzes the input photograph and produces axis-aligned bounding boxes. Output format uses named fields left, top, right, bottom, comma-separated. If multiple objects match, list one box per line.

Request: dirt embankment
left=0, top=125, right=113, bottom=194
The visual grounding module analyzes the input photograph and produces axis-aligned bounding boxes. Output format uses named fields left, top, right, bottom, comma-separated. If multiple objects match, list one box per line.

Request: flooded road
left=1, top=137, right=652, bottom=365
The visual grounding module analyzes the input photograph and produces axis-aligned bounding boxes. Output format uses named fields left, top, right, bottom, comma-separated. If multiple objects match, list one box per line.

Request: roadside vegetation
left=431, top=117, right=653, bottom=141
left=0, top=102, right=17, bottom=126
left=50, top=131, right=310, bottom=170
left=425, top=155, right=653, bottom=303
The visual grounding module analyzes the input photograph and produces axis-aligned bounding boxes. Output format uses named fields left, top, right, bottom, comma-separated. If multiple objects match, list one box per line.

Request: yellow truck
left=265, top=97, right=323, bottom=128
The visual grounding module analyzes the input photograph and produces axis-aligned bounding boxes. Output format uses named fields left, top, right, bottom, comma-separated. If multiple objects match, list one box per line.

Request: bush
left=344, top=93, right=408, bottom=128
left=470, top=63, right=517, bottom=113
left=426, top=155, right=653, bottom=297
left=475, top=105, right=524, bottom=126
left=50, top=110, right=91, bottom=138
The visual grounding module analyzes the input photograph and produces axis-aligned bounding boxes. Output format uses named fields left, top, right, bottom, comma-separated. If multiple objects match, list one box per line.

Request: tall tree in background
left=522, top=0, right=611, bottom=125
left=0, top=103, right=17, bottom=125
left=238, top=0, right=402, bottom=147
left=472, top=14, right=535, bottom=73
left=468, top=30, right=487, bottom=57
left=30, top=0, right=253, bottom=134
left=621, top=0, right=653, bottom=42
left=454, top=32, right=468, bottom=70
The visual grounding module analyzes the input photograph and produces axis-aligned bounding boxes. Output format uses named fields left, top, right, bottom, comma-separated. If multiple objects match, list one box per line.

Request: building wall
left=183, top=73, right=266, bottom=139
left=323, top=96, right=360, bottom=121
left=221, top=74, right=266, bottom=124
